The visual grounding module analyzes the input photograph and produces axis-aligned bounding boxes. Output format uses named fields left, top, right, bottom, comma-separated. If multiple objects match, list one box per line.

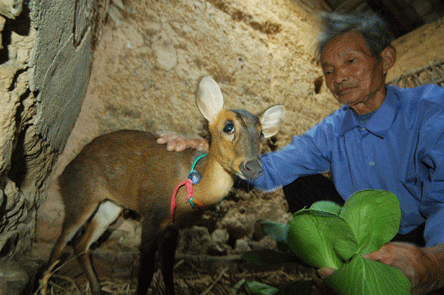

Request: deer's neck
left=192, top=152, right=233, bottom=207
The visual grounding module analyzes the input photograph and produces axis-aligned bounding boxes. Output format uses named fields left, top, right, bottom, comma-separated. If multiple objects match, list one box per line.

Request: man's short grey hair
left=316, top=12, right=393, bottom=61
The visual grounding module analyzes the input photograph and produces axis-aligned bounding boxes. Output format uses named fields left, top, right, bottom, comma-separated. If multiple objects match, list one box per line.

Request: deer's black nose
left=240, top=159, right=263, bottom=179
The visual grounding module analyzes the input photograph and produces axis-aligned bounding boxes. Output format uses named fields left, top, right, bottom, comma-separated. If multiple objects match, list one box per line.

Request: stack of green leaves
left=242, top=190, right=411, bottom=295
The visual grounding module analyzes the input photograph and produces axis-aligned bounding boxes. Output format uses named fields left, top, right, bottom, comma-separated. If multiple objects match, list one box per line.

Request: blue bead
left=189, top=171, right=201, bottom=185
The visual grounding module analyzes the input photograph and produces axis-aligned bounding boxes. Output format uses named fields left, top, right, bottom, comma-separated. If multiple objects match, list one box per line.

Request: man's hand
left=363, top=242, right=444, bottom=295
left=317, top=243, right=444, bottom=294
left=315, top=268, right=337, bottom=294
left=317, top=267, right=336, bottom=280
left=157, top=134, right=209, bottom=152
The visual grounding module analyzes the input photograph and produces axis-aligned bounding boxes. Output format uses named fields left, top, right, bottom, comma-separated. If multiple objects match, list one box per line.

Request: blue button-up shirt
left=253, top=84, right=444, bottom=247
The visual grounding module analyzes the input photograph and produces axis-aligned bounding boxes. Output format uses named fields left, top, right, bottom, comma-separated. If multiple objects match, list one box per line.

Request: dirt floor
left=37, top=253, right=315, bottom=295
left=42, top=268, right=310, bottom=295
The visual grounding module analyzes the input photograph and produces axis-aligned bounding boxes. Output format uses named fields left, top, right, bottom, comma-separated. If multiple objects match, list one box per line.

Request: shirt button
left=369, top=161, right=375, bottom=166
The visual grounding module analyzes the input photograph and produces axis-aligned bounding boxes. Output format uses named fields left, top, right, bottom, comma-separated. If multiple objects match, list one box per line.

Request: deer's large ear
left=197, top=76, right=224, bottom=124
left=259, top=105, right=285, bottom=138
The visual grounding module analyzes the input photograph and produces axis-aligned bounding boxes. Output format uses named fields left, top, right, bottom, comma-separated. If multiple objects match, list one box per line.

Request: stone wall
left=0, top=0, right=107, bottom=260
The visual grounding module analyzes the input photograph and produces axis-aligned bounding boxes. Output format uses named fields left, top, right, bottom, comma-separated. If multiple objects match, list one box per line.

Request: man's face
left=320, top=31, right=388, bottom=114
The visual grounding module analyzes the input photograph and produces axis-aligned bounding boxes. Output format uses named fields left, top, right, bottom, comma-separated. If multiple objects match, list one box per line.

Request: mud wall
left=0, top=0, right=106, bottom=259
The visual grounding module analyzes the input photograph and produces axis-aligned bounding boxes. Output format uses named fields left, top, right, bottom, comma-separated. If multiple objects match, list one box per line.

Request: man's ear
left=381, top=46, right=396, bottom=74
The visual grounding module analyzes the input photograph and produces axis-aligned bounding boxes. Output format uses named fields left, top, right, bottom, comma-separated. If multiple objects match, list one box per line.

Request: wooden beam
left=334, top=0, right=367, bottom=12
left=367, top=0, right=424, bottom=37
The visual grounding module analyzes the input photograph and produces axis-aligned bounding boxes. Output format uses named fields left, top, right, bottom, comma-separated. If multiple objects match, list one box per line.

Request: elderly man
left=158, top=12, right=444, bottom=294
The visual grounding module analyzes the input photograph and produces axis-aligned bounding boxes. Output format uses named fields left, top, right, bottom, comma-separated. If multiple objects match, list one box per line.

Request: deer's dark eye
left=223, top=121, right=235, bottom=134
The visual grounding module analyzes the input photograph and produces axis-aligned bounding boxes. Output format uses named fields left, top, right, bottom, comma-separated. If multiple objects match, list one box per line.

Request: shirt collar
left=338, top=86, right=399, bottom=138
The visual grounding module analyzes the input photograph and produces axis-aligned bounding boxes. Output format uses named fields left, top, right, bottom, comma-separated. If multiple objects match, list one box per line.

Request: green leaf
left=242, top=249, right=300, bottom=266
left=277, top=280, right=313, bottom=295
left=261, top=221, right=290, bottom=243
left=259, top=221, right=293, bottom=253
left=287, top=210, right=358, bottom=269
left=325, top=255, right=410, bottom=295
left=340, top=190, right=401, bottom=255
left=275, top=240, right=291, bottom=253
left=310, top=201, right=342, bottom=215
left=245, top=281, right=280, bottom=295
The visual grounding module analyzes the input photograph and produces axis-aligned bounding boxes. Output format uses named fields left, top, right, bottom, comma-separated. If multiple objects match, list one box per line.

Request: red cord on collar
left=170, top=178, right=205, bottom=222
left=171, top=179, right=192, bottom=221
left=170, top=154, right=207, bottom=222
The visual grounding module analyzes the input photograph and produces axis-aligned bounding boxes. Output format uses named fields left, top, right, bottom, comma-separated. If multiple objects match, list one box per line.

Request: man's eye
left=223, top=121, right=235, bottom=134
left=348, top=59, right=355, bottom=64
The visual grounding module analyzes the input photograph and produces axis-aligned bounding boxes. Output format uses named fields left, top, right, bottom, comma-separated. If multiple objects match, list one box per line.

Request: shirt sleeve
left=252, top=115, right=337, bottom=191
left=419, top=108, right=444, bottom=247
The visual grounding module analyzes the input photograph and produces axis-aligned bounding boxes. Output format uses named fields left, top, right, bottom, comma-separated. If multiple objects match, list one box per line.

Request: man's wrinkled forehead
left=320, top=32, right=372, bottom=63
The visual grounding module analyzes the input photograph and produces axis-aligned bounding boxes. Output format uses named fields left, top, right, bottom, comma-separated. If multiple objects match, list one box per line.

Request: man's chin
left=336, top=97, right=358, bottom=107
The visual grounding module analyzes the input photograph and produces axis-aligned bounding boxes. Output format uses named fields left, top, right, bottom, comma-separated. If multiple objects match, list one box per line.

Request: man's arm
left=158, top=113, right=339, bottom=192
left=157, top=130, right=331, bottom=191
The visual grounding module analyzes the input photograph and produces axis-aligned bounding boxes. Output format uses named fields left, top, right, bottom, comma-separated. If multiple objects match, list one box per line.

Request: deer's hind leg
left=46, top=202, right=99, bottom=275
left=72, top=201, right=123, bottom=295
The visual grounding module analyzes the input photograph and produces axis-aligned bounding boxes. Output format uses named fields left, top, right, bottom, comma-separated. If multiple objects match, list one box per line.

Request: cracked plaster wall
left=0, top=0, right=106, bottom=259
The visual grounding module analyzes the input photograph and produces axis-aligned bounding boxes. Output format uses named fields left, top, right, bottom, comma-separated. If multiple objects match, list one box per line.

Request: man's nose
left=334, top=66, right=348, bottom=84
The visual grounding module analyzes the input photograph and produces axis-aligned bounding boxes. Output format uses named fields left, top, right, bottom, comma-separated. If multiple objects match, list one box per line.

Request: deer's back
left=58, top=130, right=195, bottom=214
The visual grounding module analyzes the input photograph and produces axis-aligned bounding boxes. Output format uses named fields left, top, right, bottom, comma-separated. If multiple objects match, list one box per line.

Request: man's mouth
left=336, top=87, right=354, bottom=96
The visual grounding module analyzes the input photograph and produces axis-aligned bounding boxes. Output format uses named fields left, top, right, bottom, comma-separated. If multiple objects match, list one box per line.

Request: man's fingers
left=158, top=134, right=181, bottom=151
left=363, top=251, right=378, bottom=260
left=157, top=134, right=178, bottom=144
left=157, top=134, right=209, bottom=152
left=362, top=242, right=403, bottom=263
left=166, top=142, right=176, bottom=151
left=196, top=144, right=207, bottom=151
left=317, top=267, right=336, bottom=280
left=156, top=137, right=166, bottom=144
left=363, top=251, right=386, bottom=262
left=175, top=142, right=188, bottom=152
left=164, top=139, right=196, bottom=152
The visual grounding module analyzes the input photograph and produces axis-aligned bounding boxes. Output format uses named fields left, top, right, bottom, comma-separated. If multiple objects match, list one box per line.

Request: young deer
left=43, top=76, right=285, bottom=295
